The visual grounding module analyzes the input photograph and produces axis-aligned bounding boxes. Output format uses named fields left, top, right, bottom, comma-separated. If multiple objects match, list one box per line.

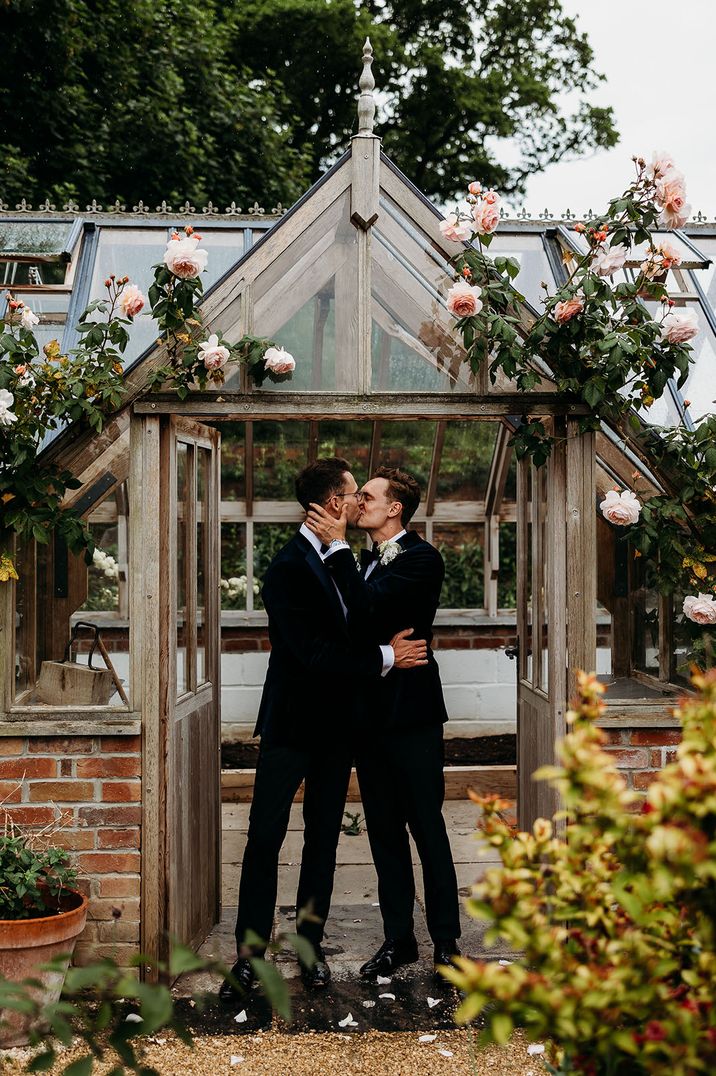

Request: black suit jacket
left=254, top=531, right=383, bottom=746
left=326, top=530, right=449, bottom=733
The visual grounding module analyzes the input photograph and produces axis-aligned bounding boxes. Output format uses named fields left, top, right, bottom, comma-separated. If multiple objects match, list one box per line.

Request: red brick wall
left=0, top=733, right=141, bottom=966
left=603, top=727, right=681, bottom=791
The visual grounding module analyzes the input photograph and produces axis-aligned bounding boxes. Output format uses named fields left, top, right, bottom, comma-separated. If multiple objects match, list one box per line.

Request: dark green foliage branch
left=0, top=0, right=617, bottom=206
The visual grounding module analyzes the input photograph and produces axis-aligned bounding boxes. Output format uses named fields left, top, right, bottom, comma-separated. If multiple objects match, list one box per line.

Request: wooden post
left=351, top=38, right=380, bottom=231
left=565, top=422, right=597, bottom=697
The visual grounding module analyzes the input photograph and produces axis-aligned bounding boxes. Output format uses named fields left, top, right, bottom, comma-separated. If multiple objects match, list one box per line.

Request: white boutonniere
left=378, top=539, right=403, bottom=566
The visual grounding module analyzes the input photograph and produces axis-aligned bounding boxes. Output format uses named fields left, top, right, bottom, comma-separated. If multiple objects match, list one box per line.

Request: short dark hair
left=373, top=466, right=421, bottom=526
left=295, top=457, right=350, bottom=511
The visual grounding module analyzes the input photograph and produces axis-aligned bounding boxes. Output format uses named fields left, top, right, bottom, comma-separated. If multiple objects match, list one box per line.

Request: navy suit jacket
left=254, top=531, right=383, bottom=746
left=326, top=530, right=449, bottom=733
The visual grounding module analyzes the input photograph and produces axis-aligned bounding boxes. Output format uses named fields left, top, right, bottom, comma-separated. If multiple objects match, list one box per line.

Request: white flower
left=439, top=212, right=472, bottom=243
left=599, top=489, right=642, bottom=526
left=591, top=243, right=629, bottom=277
left=683, top=593, right=716, bottom=625
left=92, top=549, right=119, bottom=579
left=0, top=388, right=18, bottom=426
left=527, top=1044, right=545, bottom=1056
left=378, top=540, right=403, bottom=566
left=661, top=308, right=699, bottom=345
left=163, top=235, right=208, bottom=280
left=263, top=346, right=296, bottom=375
left=20, top=306, right=39, bottom=330
left=198, top=333, right=230, bottom=372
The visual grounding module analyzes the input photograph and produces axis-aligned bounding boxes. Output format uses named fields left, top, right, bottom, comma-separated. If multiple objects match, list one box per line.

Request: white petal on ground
left=124, top=1013, right=142, bottom=1023
left=418, top=1034, right=437, bottom=1043
left=362, top=1000, right=376, bottom=1008
left=376, top=975, right=392, bottom=985
left=230, top=1057, right=245, bottom=1066
left=438, top=1049, right=454, bottom=1057
left=338, top=1013, right=358, bottom=1028
left=427, top=997, right=441, bottom=1008
left=371, top=902, right=380, bottom=906
left=527, top=1044, right=545, bottom=1055
left=234, top=1010, right=248, bottom=1024
left=498, top=959, right=513, bottom=966
left=378, top=992, right=396, bottom=1000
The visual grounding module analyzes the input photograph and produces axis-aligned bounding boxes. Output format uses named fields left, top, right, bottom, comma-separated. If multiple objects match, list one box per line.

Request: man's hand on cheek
left=306, top=502, right=347, bottom=544
left=391, top=628, right=428, bottom=669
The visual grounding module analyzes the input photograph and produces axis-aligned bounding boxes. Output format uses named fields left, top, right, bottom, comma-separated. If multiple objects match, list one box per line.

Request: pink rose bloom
left=163, top=235, right=209, bottom=279
left=439, top=212, right=472, bottom=243
left=468, top=181, right=482, bottom=196
left=198, top=333, right=230, bottom=371
left=683, top=593, right=716, bottom=625
left=446, top=279, right=483, bottom=318
left=591, top=242, right=628, bottom=277
left=661, top=307, right=699, bottom=344
left=648, top=150, right=677, bottom=180
left=472, top=201, right=500, bottom=235
left=264, top=345, right=296, bottom=375
left=599, top=489, right=642, bottom=526
left=658, top=184, right=691, bottom=229
left=553, top=296, right=584, bottom=323
left=483, top=189, right=501, bottom=206
left=658, top=239, right=682, bottom=268
left=118, top=284, right=145, bottom=318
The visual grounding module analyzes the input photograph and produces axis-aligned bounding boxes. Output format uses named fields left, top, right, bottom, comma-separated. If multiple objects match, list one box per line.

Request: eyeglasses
left=336, top=491, right=365, bottom=501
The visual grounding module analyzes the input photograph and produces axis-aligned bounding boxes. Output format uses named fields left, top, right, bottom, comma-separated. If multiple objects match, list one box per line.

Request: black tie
left=360, top=544, right=381, bottom=570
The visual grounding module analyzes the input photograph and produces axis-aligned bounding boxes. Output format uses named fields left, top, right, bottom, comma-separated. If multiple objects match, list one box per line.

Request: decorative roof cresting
left=357, top=36, right=376, bottom=136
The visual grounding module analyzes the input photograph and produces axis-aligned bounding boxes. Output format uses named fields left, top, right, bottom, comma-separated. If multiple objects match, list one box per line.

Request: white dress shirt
left=300, top=524, right=393, bottom=675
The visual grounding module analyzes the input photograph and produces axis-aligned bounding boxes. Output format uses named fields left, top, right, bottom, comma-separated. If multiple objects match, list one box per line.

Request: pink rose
left=648, top=151, right=677, bottom=180
left=446, top=279, right=483, bottom=318
left=439, top=212, right=472, bottom=243
left=163, top=235, right=209, bottom=279
left=658, top=239, right=682, bottom=269
left=118, top=283, right=145, bottom=318
left=683, top=593, right=716, bottom=625
left=553, top=296, right=584, bottom=323
left=599, top=489, right=642, bottom=526
left=468, top=181, right=482, bottom=196
left=591, top=243, right=628, bottom=277
left=472, top=201, right=500, bottom=235
left=483, top=189, right=501, bottom=206
left=661, top=308, right=699, bottom=344
left=198, top=333, right=230, bottom=371
left=264, top=345, right=296, bottom=375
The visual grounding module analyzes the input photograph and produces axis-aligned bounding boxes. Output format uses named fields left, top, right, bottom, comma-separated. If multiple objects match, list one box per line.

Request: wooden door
left=136, top=414, right=221, bottom=965
left=516, top=438, right=567, bottom=830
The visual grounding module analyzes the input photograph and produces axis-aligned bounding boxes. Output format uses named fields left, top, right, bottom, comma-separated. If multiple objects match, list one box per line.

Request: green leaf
left=27, top=1050, right=57, bottom=1072
left=250, top=958, right=291, bottom=1021
left=490, top=1012, right=513, bottom=1044
left=61, top=1056, right=94, bottom=1076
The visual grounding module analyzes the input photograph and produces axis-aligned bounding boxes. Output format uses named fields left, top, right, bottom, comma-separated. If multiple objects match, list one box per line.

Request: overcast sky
left=516, top=0, right=715, bottom=217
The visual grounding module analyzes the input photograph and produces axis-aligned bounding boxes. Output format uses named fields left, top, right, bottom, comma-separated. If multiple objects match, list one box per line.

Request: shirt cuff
left=380, top=644, right=395, bottom=677
left=322, top=539, right=350, bottom=558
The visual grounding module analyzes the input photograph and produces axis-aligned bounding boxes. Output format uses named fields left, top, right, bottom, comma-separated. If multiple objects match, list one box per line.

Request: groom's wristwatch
left=324, top=538, right=350, bottom=555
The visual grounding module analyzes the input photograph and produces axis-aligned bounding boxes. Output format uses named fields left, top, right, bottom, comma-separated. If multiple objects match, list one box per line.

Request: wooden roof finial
left=357, top=36, right=376, bottom=136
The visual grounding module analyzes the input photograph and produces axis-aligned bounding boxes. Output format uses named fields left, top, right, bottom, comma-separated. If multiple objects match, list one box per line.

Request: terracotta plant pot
left=0, top=889, right=88, bottom=1047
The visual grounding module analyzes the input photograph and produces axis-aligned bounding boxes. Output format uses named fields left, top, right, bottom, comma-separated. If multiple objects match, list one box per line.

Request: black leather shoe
left=218, top=958, right=255, bottom=1004
left=359, top=935, right=419, bottom=979
left=433, top=941, right=461, bottom=974
left=300, top=945, right=331, bottom=990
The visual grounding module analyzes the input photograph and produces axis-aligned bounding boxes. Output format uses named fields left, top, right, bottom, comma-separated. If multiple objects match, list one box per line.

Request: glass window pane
left=631, top=557, right=659, bottom=677
left=679, top=302, right=716, bottom=423
left=373, top=421, right=435, bottom=488
left=433, top=524, right=484, bottom=608
left=371, top=195, right=471, bottom=392
left=197, top=448, right=209, bottom=686
left=90, top=228, right=168, bottom=363
left=498, top=523, right=517, bottom=608
left=488, top=233, right=555, bottom=309
left=253, top=421, right=310, bottom=499
left=2, top=289, right=71, bottom=353
left=176, top=442, right=187, bottom=695
left=254, top=524, right=297, bottom=610
left=81, top=515, right=120, bottom=613
left=221, top=523, right=250, bottom=610
left=316, top=420, right=372, bottom=479
left=14, top=542, right=37, bottom=702
left=220, top=422, right=246, bottom=501
left=436, top=421, right=497, bottom=501
left=251, top=190, right=359, bottom=391
left=197, top=229, right=246, bottom=284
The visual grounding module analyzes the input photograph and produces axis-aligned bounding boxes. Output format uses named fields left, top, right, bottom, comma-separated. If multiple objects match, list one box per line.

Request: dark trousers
left=356, top=723, right=461, bottom=944
left=234, top=739, right=352, bottom=955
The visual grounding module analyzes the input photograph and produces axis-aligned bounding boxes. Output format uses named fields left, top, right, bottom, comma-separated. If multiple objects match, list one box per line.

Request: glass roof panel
left=371, top=194, right=471, bottom=392
left=680, top=302, right=716, bottom=423
left=250, top=190, right=359, bottom=392
left=558, top=225, right=708, bottom=268
left=0, top=221, right=77, bottom=258
left=486, top=232, right=555, bottom=309
left=89, top=228, right=168, bottom=361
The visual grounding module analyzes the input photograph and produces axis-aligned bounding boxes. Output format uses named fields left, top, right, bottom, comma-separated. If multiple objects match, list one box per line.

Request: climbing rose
left=683, top=593, right=716, bottom=625
left=472, top=200, right=500, bottom=235
left=599, top=489, right=642, bottom=526
left=591, top=243, right=628, bottom=277
left=661, top=308, right=699, bottom=344
left=263, top=346, right=296, bottom=375
left=118, top=284, right=145, bottom=319
left=553, top=296, right=584, bottom=323
left=20, top=306, right=39, bottom=330
left=0, top=388, right=18, bottom=426
left=439, top=212, right=471, bottom=243
left=658, top=183, right=691, bottom=229
left=648, top=151, right=677, bottom=180
left=468, top=181, right=482, bottom=196
left=446, top=279, right=483, bottom=318
left=163, top=235, right=208, bottom=279
left=198, top=333, right=230, bottom=371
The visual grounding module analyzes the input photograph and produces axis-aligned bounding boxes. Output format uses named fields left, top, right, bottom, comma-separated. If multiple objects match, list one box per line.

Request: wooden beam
left=425, top=421, right=446, bottom=517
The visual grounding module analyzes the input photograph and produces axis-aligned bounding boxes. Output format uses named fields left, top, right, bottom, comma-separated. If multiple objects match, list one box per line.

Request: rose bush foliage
left=443, top=670, right=716, bottom=1074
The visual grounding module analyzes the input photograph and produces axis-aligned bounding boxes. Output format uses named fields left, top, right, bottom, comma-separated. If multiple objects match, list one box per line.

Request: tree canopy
left=0, top=0, right=618, bottom=208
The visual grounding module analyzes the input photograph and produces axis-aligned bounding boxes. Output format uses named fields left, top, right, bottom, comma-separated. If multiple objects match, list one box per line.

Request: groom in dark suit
left=220, top=458, right=428, bottom=1002
left=306, top=467, right=461, bottom=978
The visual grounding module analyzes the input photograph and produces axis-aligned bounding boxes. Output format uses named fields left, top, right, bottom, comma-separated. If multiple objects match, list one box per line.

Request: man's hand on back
left=306, top=501, right=348, bottom=545
left=390, top=628, right=428, bottom=669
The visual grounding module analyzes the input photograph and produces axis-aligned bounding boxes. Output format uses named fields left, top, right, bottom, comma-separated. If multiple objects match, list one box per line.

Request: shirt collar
left=385, top=528, right=407, bottom=545
left=299, top=522, right=324, bottom=557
